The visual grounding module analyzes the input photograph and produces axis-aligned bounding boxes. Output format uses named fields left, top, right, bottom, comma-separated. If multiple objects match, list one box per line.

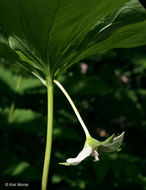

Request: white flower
left=59, top=132, right=125, bottom=166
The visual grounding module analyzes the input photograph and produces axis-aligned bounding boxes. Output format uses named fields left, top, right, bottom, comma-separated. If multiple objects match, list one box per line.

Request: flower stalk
left=53, top=79, right=90, bottom=138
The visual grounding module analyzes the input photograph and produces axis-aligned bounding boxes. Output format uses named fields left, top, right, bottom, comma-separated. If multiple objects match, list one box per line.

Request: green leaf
left=9, top=161, right=30, bottom=176
left=0, top=64, right=43, bottom=93
left=0, top=0, right=146, bottom=78
left=56, top=0, right=146, bottom=74
left=0, top=0, right=129, bottom=78
left=99, top=132, right=125, bottom=153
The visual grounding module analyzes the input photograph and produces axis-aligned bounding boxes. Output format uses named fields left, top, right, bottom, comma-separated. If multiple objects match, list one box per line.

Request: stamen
left=92, top=149, right=99, bottom=162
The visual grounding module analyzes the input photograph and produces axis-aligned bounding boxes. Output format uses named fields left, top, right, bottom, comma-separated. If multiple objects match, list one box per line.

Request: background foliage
left=0, top=45, right=146, bottom=189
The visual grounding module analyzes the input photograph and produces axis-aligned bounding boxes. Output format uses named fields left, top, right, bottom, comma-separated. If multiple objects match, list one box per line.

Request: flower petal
left=60, top=146, right=92, bottom=166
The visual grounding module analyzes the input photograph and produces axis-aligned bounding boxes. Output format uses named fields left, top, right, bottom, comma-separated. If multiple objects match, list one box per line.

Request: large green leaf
left=0, top=0, right=146, bottom=81
left=57, top=0, right=146, bottom=74
left=0, top=64, right=43, bottom=93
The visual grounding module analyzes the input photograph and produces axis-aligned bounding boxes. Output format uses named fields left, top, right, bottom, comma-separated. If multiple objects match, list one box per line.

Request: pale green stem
left=53, top=79, right=90, bottom=138
left=41, top=83, right=53, bottom=190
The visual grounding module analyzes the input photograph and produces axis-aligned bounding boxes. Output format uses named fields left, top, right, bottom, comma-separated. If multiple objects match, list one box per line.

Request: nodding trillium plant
left=0, top=0, right=146, bottom=190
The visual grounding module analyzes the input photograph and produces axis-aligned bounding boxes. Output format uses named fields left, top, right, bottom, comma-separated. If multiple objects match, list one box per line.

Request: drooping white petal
left=66, top=146, right=92, bottom=165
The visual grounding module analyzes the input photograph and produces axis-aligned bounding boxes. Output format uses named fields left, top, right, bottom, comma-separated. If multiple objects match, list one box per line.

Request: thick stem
left=53, top=80, right=90, bottom=138
left=41, top=83, right=53, bottom=190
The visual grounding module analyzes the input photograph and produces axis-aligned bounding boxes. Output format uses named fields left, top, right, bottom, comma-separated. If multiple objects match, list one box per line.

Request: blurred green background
left=0, top=46, right=146, bottom=190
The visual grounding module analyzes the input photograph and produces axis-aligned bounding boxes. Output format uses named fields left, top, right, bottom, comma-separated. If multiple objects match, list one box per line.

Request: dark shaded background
left=0, top=46, right=146, bottom=190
